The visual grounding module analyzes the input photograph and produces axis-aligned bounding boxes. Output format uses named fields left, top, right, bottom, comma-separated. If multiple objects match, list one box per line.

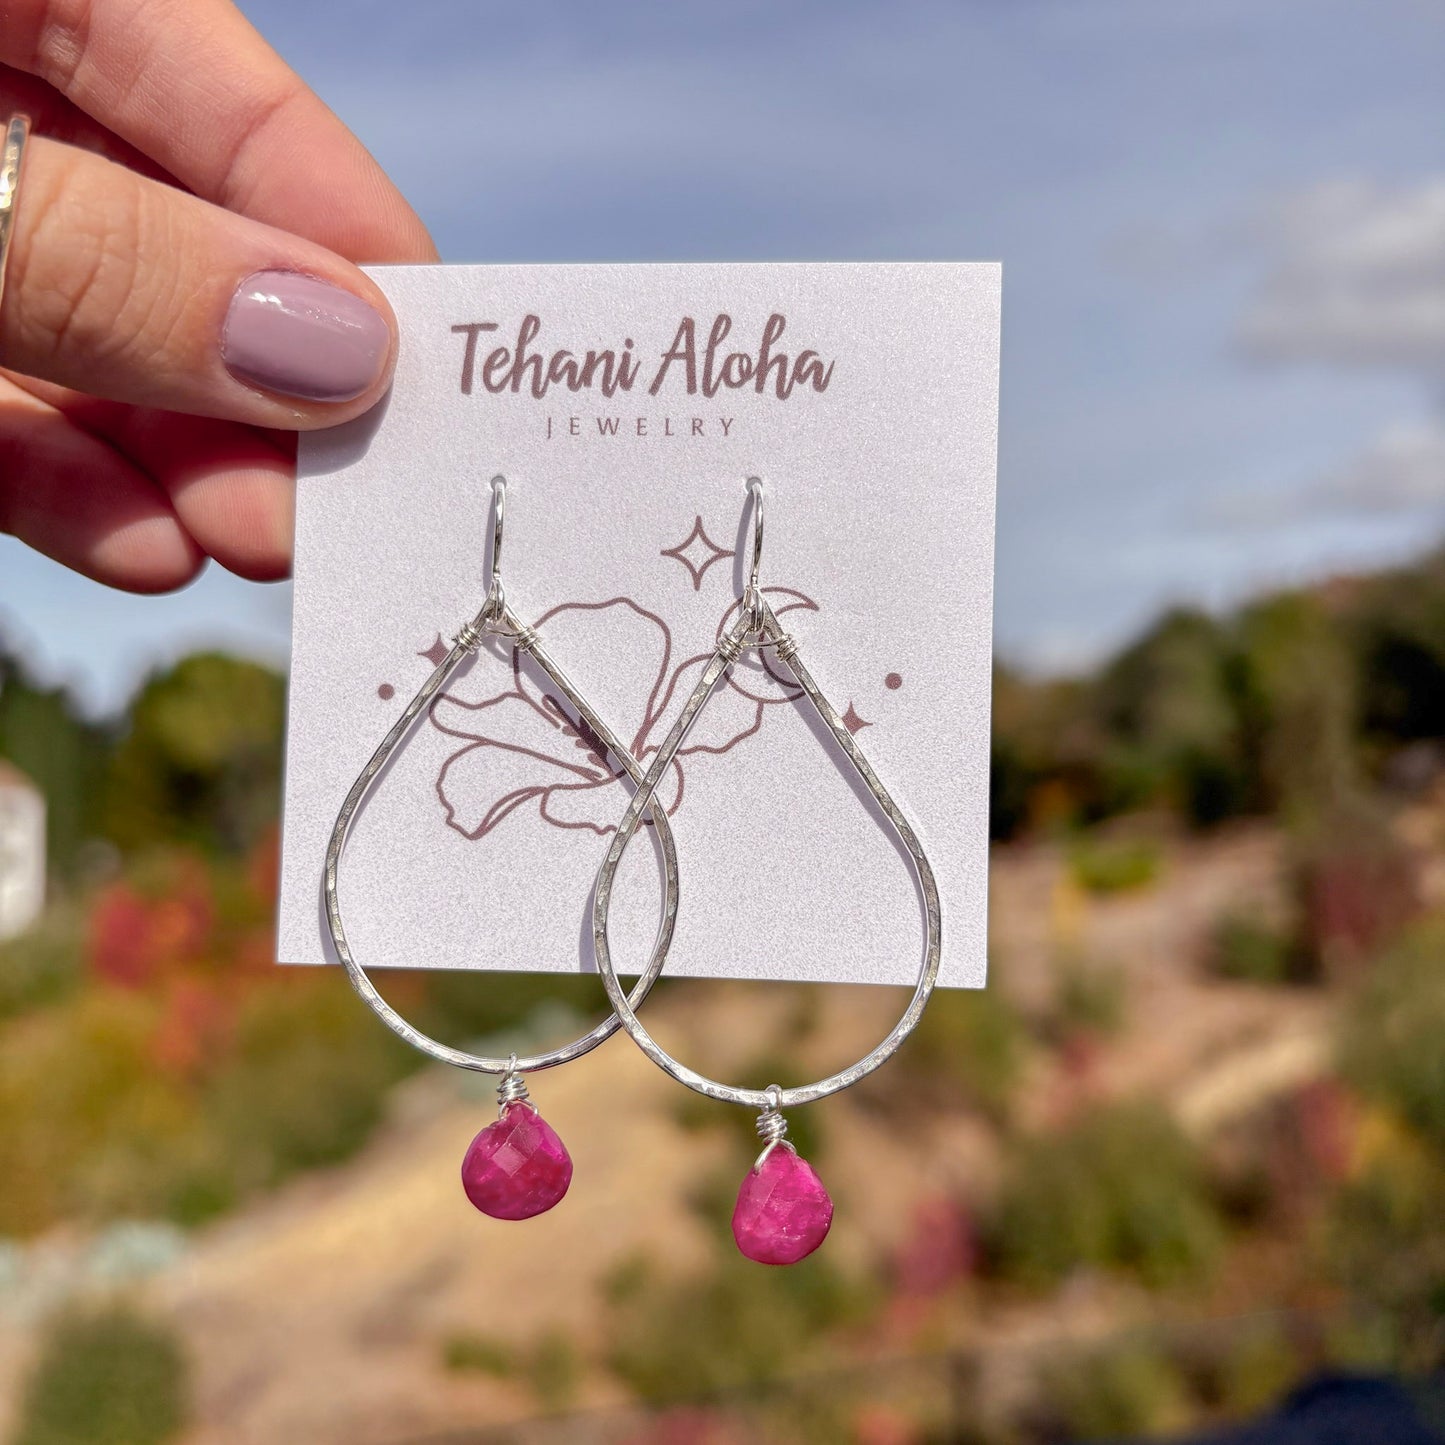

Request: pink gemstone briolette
left=732, top=1146, right=834, bottom=1265
left=461, top=1097, right=573, bottom=1221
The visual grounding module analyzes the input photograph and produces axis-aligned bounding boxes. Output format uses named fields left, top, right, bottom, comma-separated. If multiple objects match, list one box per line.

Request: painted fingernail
left=222, top=271, right=391, bottom=403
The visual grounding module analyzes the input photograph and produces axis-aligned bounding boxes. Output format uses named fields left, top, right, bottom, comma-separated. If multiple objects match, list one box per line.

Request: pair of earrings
left=324, top=477, right=940, bottom=1266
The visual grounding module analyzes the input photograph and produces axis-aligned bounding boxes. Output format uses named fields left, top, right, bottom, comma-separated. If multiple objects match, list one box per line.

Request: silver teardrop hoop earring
left=325, top=476, right=679, bottom=1221
left=592, top=477, right=942, bottom=1264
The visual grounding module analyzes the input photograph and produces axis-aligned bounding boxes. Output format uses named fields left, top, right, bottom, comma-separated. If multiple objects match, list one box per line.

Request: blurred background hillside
left=7, top=548, right=1445, bottom=1441
left=2, top=1, right=1443, bottom=1442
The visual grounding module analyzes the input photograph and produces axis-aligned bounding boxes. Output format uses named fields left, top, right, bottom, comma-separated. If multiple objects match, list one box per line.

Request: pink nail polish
left=222, top=270, right=390, bottom=403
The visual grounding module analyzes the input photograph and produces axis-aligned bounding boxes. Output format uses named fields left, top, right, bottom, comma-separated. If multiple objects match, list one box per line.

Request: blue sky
left=2, top=0, right=1442, bottom=710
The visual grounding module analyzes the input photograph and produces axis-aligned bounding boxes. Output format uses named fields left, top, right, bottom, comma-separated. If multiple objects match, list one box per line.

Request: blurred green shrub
left=413, top=968, right=607, bottom=1054
left=11, top=1304, right=187, bottom=1445
left=1208, top=911, right=1296, bottom=985
left=0, top=832, right=428, bottom=1236
left=988, top=551, right=1445, bottom=842
left=441, top=1327, right=577, bottom=1408
left=1328, top=923, right=1445, bottom=1365
left=525, top=1329, right=582, bottom=1412
left=0, top=652, right=112, bottom=878
left=670, top=1086, right=724, bottom=1135
left=603, top=1251, right=877, bottom=1403
left=0, top=967, right=417, bottom=1235
left=1340, top=922, right=1445, bottom=1151
left=105, top=653, right=284, bottom=857
left=1067, top=836, right=1161, bottom=895
left=199, top=975, right=416, bottom=1199
left=1322, top=1138, right=1445, bottom=1371
left=0, top=901, right=83, bottom=1021
left=1092, top=608, right=1249, bottom=821
left=683, top=1165, right=744, bottom=1238
left=990, top=665, right=1090, bottom=840
left=988, top=1103, right=1224, bottom=1290
left=898, top=986, right=1026, bottom=1123
left=0, top=988, right=180, bottom=1233
left=1351, top=550, right=1445, bottom=747
left=671, top=1046, right=825, bottom=1161
left=1045, top=952, right=1126, bottom=1041
left=1233, top=594, right=1360, bottom=823
left=1211, top=1319, right=1302, bottom=1419
left=1034, top=1336, right=1192, bottom=1440
left=442, top=1332, right=515, bottom=1377
left=1321, top=1311, right=1403, bottom=1374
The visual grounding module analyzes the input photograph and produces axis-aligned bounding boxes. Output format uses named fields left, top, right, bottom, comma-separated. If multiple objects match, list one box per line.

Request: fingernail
left=222, top=271, right=391, bottom=403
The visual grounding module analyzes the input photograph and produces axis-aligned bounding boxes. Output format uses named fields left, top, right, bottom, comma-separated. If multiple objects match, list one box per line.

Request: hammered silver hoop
left=591, top=479, right=942, bottom=1112
left=324, top=480, right=679, bottom=1076
left=0, top=115, right=32, bottom=321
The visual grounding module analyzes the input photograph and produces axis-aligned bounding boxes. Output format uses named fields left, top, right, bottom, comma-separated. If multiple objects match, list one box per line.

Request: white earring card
left=279, top=262, right=999, bottom=988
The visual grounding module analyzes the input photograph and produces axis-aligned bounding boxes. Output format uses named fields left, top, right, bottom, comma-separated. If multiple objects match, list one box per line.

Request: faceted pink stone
left=460, top=1104, right=573, bottom=1220
left=731, top=1147, right=834, bottom=1265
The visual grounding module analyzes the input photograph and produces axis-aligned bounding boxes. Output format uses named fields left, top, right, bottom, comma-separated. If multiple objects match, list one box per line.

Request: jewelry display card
left=279, top=262, right=999, bottom=988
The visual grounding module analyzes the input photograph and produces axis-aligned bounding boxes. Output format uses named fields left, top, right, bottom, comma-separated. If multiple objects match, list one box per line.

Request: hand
left=0, top=0, right=438, bottom=591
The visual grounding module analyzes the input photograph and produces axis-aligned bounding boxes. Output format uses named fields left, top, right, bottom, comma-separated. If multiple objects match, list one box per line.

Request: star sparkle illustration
left=660, top=515, right=734, bottom=591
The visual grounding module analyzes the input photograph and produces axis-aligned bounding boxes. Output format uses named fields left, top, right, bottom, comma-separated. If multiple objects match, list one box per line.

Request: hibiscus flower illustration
left=428, top=587, right=818, bottom=838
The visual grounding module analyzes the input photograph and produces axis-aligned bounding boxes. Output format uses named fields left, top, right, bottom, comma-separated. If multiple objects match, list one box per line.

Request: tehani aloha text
left=451, top=314, right=833, bottom=401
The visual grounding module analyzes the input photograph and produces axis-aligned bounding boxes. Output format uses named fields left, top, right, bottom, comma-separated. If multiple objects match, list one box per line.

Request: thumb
left=1, top=134, right=400, bottom=427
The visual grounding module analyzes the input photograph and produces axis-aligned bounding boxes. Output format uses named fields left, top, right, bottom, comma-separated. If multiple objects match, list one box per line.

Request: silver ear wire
left=742, top=475, right=765, bottom=631
left=482, top=473, right=507, bottom=622
left=456, top=475, right=538, bottom=650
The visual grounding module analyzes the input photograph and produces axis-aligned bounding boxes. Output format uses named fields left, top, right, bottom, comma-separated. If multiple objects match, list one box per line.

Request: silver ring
left=0, top=115, right=32, bottom=323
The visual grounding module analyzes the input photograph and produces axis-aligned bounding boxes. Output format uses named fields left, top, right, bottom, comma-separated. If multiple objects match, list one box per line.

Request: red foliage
left=1297, top=842, right=1419, bottom=978
left=86, top=884, right=158, bottom=989
left=150, top=977, right=237, bottom=1078
left=247, top=823, right=281, bottom=911
left=1058, top=1029, right=1104, bottom=1081
left=624, top=1407, right=741, bottom=1445
left=893, top=1196, right=976, bottom=1298
left=87, top=859, right=215, bottom=991
left=1250, top=1076, right=1363, bottom=1222
left=83, top=849, right=284, bottom=1082
left=1036, top=1031, right=1106, bottom=1130
left=853, top=1404, right=923, bottom=1445
left=233, top=927, right=278, bottom=980
left=1291, top=1078, right=1359, bottom=1184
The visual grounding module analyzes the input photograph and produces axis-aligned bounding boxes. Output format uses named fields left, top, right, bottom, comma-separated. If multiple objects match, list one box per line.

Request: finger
left=5, top=372, right=296, bottom=581
left=2, top=136, right=399, bottom=427
left=0, top=65, right=173, bottom=182
left=3, top=0, right=437, bottom=262
left=0, top=376, right=203, bottom=591
left=120, top=413, right=296, bottom=584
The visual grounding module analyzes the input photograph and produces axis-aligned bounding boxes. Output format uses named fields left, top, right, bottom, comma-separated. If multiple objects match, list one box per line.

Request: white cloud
left=1207, top=420, right=1445, bottom=530
left=1239, top=178, right=1445, bottom=376
left=1316, top=421, right=1445, bottom=511
left=1223, top=179, right=1445, bottom=536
